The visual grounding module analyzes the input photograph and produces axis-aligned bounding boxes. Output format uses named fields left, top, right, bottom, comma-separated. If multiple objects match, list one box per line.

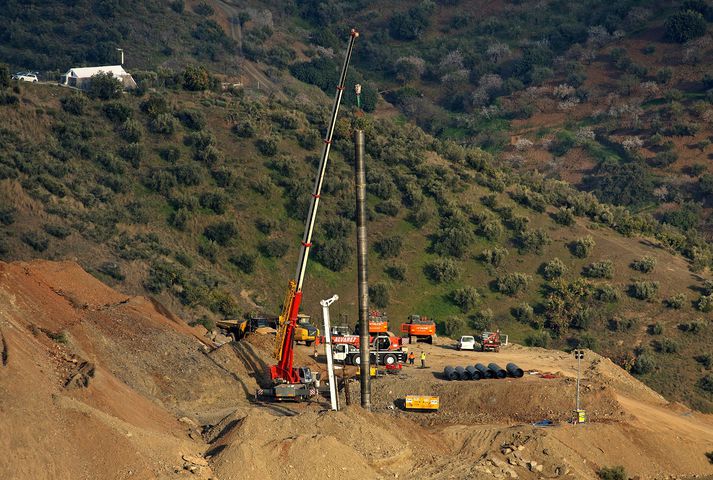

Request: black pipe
left=443, top=366, right=458, bottom=381
left=506, top=363, right=524, bottom=378
left=475, top=363, right=493, bottom=379
left=465, top=365, right=481, bottom=380
left=488, top=363, right=507, bottom=379
left=455, top=366, right=468, bottom=380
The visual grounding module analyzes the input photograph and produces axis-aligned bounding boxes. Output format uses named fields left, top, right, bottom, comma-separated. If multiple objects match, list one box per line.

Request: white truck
left=458, top=335, right=477, bottom=351
left=332, top=335, right=408, bottom=366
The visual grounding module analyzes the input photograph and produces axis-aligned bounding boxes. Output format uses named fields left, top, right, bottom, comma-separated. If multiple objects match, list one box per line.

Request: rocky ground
left=1, top=260, right=712, bottom=479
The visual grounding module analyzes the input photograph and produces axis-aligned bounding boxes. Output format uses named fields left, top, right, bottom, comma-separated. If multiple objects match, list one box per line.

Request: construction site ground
left=1, top=260, right=712, bottom=480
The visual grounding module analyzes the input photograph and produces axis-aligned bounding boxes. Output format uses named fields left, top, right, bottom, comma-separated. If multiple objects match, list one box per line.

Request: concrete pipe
left=475, top=363, right=493, bottom=379
left=488, top=363, right=507, bottom=379
left=455, top=366, right=468, bottom=380
left=444, top=366, right=458, bottom=381
left=465, top=365, right=481, bottom=380
left=506, top=363, right=524, bottom=378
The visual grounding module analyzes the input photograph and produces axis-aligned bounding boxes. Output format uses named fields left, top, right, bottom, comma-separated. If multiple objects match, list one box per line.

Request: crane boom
left=270, top=29, right=359, bottom=384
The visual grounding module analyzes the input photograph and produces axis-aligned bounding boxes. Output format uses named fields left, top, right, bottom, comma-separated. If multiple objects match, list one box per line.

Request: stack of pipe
left=441, top=363, right=525, bottom=381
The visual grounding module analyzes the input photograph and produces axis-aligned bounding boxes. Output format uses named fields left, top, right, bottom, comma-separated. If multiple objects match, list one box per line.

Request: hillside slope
left=1, top=260, right=712, bottom=479
left=0, top=78, right=711, bottom=411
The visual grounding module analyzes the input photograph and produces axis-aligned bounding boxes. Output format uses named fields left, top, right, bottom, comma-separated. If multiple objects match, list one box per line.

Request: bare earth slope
left=1, top=260, right=712, bottom=479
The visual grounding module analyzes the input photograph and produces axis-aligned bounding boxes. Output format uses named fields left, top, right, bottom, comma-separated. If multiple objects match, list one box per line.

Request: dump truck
left=294, top=313, right=319, bottom=346
left=400, top=314, right=436, bottom=344
left=481, top=330, right=501, bottom=352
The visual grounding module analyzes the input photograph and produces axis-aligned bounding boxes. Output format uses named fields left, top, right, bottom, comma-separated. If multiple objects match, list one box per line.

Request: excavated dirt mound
left=2, top=260, right=713, bottom=480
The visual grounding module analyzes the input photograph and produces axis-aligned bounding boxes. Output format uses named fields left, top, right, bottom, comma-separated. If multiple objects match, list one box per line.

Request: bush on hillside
left=374, top=235, right=403, bottom=259
left=525, top=332, right=549, bottom=348
left=314, top=237, right=353, bottom=272
left=21, top=231, right=49, bottom=252
left=665, top=10, right=707, bottom=43
left=569, top=236, right=595, bottom=258
left=425, top=258, right=460, bottom=283
left=183, top=65, right=212, bottom=91
left=451, top=286, right=480, bottom=312
left=149, top=113, right=177, bottom=135
left=632, top=352, right=656, bottom=375
left=541, top=258, right=567, bottom=280
left=256, top=137, right=278, bottom=156
left=119, top=119, right=142, bottom=142
left=512, top=302, right=534, bottom=323
left=444, top=315, right=466, bottom=337
left=664, top=293, right=686, bottom=309
left=203, top=221, right=237, bottom=246
left=631, top=256, right=656, bottom=273
left=229, top=252, right=256, bottom=274
left=478, top=247, right=508, bottom=268
left=495, top=272, right=531, bottom=296
left=60, top=94, right=87, bottom=115
left=470, top=309, right=493, bottom=331
left=369, top=282, right=390, bottom=308
left=582, top=260, right=614, bottom=279
left=697, top=375, right=713, bottom=394
left=88, top=72, right=122, bottom=100
left=654, top=338, right=679, bottom=354
left=385, top=264, right=406, bottom=281
left=516, top=228, right=551, bottom=254
left=629, top=281, right=659, bottom=300
left=552, top=207, right=575, bottom=226
left=697, top=294, right=713, bottom=312
left=258, top=238, right=288, bottom=258
left=597, top=466, right=627, bottom=480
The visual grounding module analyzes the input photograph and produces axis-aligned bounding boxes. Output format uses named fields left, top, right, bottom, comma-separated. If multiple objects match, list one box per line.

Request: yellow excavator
left=294, top=313, right=320, bottom=346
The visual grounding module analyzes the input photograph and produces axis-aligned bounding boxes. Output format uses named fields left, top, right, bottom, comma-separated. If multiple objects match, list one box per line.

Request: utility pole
left=574, top=349, right=586, bottom=424
left=320, top=295, right=339, bottom=411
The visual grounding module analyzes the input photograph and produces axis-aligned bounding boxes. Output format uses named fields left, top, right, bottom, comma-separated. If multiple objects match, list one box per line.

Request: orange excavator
left=400, top=315, right=436, bottom=344
left=257, top=29, right=359, bottom=401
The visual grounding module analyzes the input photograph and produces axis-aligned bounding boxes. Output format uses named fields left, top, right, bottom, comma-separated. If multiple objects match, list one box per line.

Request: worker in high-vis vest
left=420, top=351, right=427, bottom=368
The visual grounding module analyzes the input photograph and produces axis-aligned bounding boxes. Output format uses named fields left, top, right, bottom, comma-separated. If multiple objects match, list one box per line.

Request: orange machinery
left=400, top=315, right=436, bottom=344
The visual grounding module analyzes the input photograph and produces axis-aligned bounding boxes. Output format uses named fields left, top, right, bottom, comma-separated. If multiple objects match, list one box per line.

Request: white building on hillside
left=60, top=65, right=136, bottom=90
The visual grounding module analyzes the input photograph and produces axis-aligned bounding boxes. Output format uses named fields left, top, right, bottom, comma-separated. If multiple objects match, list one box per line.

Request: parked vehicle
left=12, top=72, right=38, bottom=82
left=400, top=314, right=436, bottom=344
left=458, top=335, right=476, bottom=351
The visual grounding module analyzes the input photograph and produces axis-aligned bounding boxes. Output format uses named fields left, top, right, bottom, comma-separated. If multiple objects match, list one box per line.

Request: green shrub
left=232, top=121, right=255, bottom=138
left=374, top=235, right=403, bottom=259
left=664, top=293, right=686, bottom=309
left=385, top=264, right=406, bottom=281
left=470, top=309, right=493, bottom=330
left=649, top=322, right=664, bottom=335
left=144, top=260, right=184, bottom=293
left=451, top=286, right=480, bottom=312
left=88, top=72, right=122, bottom=100
left=149, top=113, right=177, bottom=135
left=495, top=272, right=531, bottom=296
left=608, top=317, right=636, bottom=332
left=22, top=231, right=49, bottom=252
left=665, top=10, right=706, bottom=43
left=229, top=252, right=256, bottom=274
left=314, top=237, right=353, bottom=271
left=182, top=65, right=212, bottom=91
left=696, top=354, right=712, bottom=369
left=407, top=207, right=431, bottom=227
left=443, top=315, right=466, bottom=337
left=43, top=223, right=71, bottom=239
left=198, top=241, right=218, bottom=263
left=516, top=228, right=551, bottom=254
left=118, top=143, right=143, bottom=168
left=199, top=192, right=228, bottom=214
left=258, top=238, right=288, bottom=258
left=597, top=465, right=626, bottom=480
left=103, top=101, right=132, bottom=123
left=654, top=338, right=679, bottom=354
left=704, top=280, right=713, bottom=296
left=424, top=258, right=460, bottom=283
left=629, top=281, right=659, bottom=300
left=176, top=109, right=206, bottom=130
left=632, top=353, right=656, bottom=375
left=204, top=221, right=237, bottom=246
left=256, top=137, right=278, bottom=156
left=570, top=236, right=595, bottom=258
left=552, top=207, right=575, bottom=226
left=369, top=282, right=390, bottom=308
left=575, top=333, right=598, bottom=350
left=168, top=208, right=190, bottom=230
left=0, top=207, right=17, bottom=226
left=525, top=332, right=549, bottom=348
left=478, top=247, right=508, bottom=267
left=631, top=256, right=656, bottom=273
left=375, top=200, right=400, bottom=216
left=697, top=375, right=713, bottom=394
left=60, top=94, right=87, bottom=115
left=119, top=119, right=142, bottom=142
left=697, top=294, right=713, bottom=312
left=512, top=303, right=534, bottom=323
left=583, top=260, right=614, bottom=279
left=594, top=284, right=620, bottom=303
left=542, top=258, right=567, bottom=281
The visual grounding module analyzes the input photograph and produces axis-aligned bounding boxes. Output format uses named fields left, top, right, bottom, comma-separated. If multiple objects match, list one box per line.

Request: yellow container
left=405, top=395, right=440, bottom=410
left=357, top=366, right=377, bottom=377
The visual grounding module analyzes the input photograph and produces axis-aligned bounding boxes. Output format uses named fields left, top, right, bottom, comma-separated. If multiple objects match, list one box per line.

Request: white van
left=458, top=335, right=476, bottom=350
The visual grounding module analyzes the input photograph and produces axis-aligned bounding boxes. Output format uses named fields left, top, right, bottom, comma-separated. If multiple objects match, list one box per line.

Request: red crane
left=264, top=29, right=359, bottom=398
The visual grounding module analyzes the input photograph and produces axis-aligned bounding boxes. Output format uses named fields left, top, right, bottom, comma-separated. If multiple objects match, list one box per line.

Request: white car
left=12, top=72, right=38, bottom=82
left=458, top=335, right=476, bottom=350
